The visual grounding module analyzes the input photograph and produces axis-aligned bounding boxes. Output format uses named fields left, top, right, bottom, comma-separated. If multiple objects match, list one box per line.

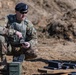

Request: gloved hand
left=22, top=42, right=30, bottom=49
left=15, top=31, right=23, bottom=38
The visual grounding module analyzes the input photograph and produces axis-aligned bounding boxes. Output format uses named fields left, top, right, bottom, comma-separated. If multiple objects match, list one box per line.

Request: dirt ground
left=4, top=37, right=76, bottom=75
left=0, top=0, right=76, bottom=75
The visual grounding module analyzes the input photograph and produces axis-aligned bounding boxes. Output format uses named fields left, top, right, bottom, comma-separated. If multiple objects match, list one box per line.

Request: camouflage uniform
left=0, top=14, right=38, bottom=61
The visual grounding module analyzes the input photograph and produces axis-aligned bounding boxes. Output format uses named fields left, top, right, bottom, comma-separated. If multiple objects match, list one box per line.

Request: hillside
left=0, top=0, right=76, bottom=75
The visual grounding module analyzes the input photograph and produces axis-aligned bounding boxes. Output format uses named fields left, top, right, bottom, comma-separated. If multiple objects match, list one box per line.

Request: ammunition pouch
left=7, top=34, right=25, bottom=47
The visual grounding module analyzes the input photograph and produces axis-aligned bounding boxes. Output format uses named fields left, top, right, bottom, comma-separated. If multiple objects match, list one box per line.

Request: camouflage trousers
left=11, top=46, right=38, bottom=59
left=0, top=35, right=38, bottom=61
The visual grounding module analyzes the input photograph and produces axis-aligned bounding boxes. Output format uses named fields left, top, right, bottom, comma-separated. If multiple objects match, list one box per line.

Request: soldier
left=0, top=2, right=38, bottom=67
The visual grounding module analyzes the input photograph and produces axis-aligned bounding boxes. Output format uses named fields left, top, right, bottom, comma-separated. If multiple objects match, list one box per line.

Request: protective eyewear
left=20, top=11, right=27, bottom=14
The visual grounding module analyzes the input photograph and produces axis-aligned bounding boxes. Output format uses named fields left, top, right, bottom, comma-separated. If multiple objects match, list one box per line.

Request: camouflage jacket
left=4, top=14, right=37, bottom=47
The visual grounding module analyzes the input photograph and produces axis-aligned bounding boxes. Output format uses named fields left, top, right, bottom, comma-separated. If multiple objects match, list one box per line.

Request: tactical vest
left=7, top=14, right=29, bottom=30
left=7, top=14, right=30, bottom=46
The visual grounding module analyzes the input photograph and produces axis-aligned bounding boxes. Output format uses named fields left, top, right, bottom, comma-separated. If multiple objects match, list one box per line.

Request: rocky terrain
left=0, top=0, right=76, bottom=75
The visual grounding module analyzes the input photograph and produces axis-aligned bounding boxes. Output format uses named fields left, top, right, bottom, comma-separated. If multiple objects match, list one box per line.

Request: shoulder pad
left=7, top=14, right=16, bottom=23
